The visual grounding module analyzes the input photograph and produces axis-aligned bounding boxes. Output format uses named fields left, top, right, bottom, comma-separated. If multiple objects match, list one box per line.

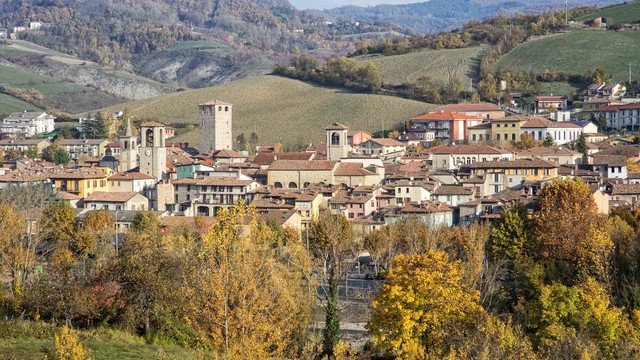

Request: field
left=538, top=81, right=586, bottom=97
left=95, top=75, right=434, bottom=149
left=576, top=2, right=640, bottom=24
left=494, top=29, right=640, bottom=83
left=0, top=321, right=203, bottom=360
left=0, top=64, right=89, bottom=94
left=0, top=93, right=43, bottom=114
left=358, top=47, right=485, bottom=88
left=167, top=40, right=227, bottom=51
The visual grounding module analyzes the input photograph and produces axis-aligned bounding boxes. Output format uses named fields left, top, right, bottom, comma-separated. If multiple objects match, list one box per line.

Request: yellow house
left=467, top=158, right=558, bottom=194
left=48, top=167, right=113, bottom=198
left=490, top=116, right=528, bottom=146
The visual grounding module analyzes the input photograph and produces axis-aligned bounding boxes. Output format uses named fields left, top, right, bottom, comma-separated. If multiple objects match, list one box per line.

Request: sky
left=289, top=0, right=420, bottom=10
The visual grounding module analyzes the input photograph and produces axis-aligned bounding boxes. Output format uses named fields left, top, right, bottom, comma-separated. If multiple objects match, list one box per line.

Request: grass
left=0, top=64, right=89, bottom=94
left=0, top=321, right=204, bottom=360
left=358, top=47, right=484, bottom=88
left=0, top=93, right=43, bottom=115
left=575, top=2, right=640, bottom=24
left=494, top=29, right=640, bottom=83
left=93, top=75, right=434, bottom=149
left=167, top=40, right=227, bottom=51
left=538, top=81, right=586, bottom=97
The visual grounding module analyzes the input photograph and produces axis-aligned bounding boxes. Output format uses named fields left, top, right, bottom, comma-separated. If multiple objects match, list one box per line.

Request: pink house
left=346, top=193, right=377, bottom=220
left=347, top=130, right=373, bottom=146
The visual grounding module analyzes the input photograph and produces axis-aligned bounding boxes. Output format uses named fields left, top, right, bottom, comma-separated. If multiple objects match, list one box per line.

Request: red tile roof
left=268, top=160, right=337, bottom=171
left=140, top=121, right=166, bottom=127
left=429, top=102, right=502, bottom=112
left=84, top=191, right=140, bottom=203
left=334, top=162, right=376, bottom=176
left=108, top=171, right=155, bottom=181
left=410, top=111, right=480, bottom=121
left=325, top=122, right=349, bottom=130
left=426, top=144, right=510, bottom=155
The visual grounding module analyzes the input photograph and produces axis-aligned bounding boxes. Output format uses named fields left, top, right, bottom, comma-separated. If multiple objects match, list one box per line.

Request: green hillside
left=0, top=93, right=43, bottom=115
left=359, top=47, right=484, bottom=88
left=576, top=2, right=640, bottom=24
left=494, top=30, right=640, bottom=83
left=96, top=75, right=434, bottom=149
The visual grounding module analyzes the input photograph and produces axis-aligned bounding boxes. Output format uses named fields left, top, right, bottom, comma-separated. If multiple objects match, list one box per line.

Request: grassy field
left=538, top=81, right=586, bottom=97
left=0, top=64, right=89, bottom=94
left=576, top=2, right=640, bottom=24
left=0, top=321, right=204, bottom=360
left=494, top=29, right=640, bottom=83
left=167, top=40, right=227, bottom=51
left=358, top=47, right=484, bottom=88
left=0, top=93, right=43, bottom=114
left=94, top=75, right=434, bottom=149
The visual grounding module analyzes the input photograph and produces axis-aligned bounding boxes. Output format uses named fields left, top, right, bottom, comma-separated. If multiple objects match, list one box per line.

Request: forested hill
left=322, top=0, right=626, bottom=34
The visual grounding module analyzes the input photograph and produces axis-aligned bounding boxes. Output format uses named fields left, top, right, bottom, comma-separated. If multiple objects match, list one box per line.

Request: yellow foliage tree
left=54, top=325, right=90, bottom=360
left=368, top=251, right=485, bottom=358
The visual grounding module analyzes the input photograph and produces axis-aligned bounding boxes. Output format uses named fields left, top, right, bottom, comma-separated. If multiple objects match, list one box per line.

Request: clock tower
left=139, top=121, right=166, bottom=182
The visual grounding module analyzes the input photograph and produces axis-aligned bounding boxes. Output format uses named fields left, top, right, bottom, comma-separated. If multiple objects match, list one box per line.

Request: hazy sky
left=289, top=0, right=420, bottom=10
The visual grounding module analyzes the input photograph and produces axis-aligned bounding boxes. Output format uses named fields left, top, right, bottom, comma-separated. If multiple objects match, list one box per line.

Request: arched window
left=225, top=106, right=229, bottom=111
left=146, top=129, right=154, bottom=146
left=288, top=182, right=298, bottom=189
left=274, top=182, right=283, bottom=189
left=466, top=157, right=471, bottom=164
left=124, top=141, right=128, bottom=150
left=93, top=180, right=97, bottom=187
left=303, top=182, right=310, bottom=188
left=218, top=106, right=222, bottom=111
left=331, top=132, right=340, bottom=145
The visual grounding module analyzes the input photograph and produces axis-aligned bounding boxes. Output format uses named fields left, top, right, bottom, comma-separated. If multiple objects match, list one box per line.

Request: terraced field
left=95, top=75, right=434, bottom=149
left=494, top=30, right=640, bottom=83
left=358, top=47, right=485, bottom=88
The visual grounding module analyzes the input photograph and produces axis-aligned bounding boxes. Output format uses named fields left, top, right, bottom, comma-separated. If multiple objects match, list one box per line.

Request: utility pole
left=565, top=0, right=568, bottom=25
left=629, top=62, right=632, bottom=83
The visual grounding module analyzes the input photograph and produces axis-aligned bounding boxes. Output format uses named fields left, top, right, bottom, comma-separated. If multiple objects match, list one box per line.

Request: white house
left=108, top=172, right=156, bottom=192
left=426, top=144, right=512, bottom=171
left=1, top=111, right=55, bottom=137
left=83, top=191, right=149, bottom=211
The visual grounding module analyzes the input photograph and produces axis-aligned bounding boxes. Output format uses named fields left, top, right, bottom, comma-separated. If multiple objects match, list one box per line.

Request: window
left=93, top=180, right=97, bottom=187
left=496, top=134, right=500, bottom=141
left=496, top=124, right=500, bottom=128
left=274, top=182, right=283, bottom=188
left=331, top=132, right=340, bottom=145
left=288, top=182, right=297, bottom=189
left=512, top=124, right=516, bottom=127
left=472, top=134, right=476, bottom=141
left=225, top=106, right=229, bottom=111
left=397, top=188, right=402, bottom=194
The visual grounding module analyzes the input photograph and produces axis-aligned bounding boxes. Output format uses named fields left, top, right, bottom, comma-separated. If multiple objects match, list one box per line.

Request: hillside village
left=0, top=85, right=638, bottom=235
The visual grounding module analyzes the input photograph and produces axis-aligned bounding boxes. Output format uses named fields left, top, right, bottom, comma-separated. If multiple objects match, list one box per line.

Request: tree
left=54, top=147, right=71, bottom=165
left=592, top=67, right=611, bottom=85
left=387, top=130, right=400, bottom=139
left=355, top=61, right=382, bottom=92
left=542, top=133, right=555, bottom=147
left=43, top=137, right=62, bottom=163
left=0, top=204, right=28, bottom=314
left=183, top=202, right=313, bottom=358
left=26, top=146, right=39, bottom=159
left=54, top=325, right=90, bottom=360
left=309, top=210, right=355, bottom=357
left=512, top=132, right=537, bottom=150
left=368, top=251, right=485, bottom=358
left=235, top=133, right=246, bottom=151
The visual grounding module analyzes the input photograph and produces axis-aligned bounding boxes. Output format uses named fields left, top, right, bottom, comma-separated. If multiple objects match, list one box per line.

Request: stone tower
left=199, top=100, right=232, bottom=154
left=325, top=123, right=349, bottom=161
left=119, top=118, right=137, bottom=172
left=139, top=121, right=166, bottom=182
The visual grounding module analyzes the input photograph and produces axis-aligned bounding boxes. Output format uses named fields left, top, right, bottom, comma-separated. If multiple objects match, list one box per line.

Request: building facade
left=199, top=100, right=232, bottom=153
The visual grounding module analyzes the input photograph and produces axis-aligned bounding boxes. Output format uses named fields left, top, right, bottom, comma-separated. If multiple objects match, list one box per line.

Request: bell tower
left=139, top=121, right=166, bottom=181
left=325, top=123, right=349, bottom=161
left=119, top=118, right=137, bottom=172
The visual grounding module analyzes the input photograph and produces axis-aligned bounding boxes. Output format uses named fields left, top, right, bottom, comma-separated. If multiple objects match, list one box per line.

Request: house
left=428, top=102, right=505, bottom=120
left=0, top=139, right=50, bottom=154
left=347, top=130, right=373, bottom=146
left=426, top=144, right=512, bottom=171
left=610, top=184, right=640, bottom=208
left=356, top=138, right=406, bottom=160
left=595, top=103, right=640, bottom=132
left=48, top=167, right=112, bottom=198
left=172, top=176, right=261, bottom=216
left=397, top=132, right=422, bottom=147
left=467, top=122, right=492, bottom=144
left=1, top=111, right=55, bottom=137
left=267, top=160, right=338, bottom=189
left=385, top=201, right=454, bottom=228
left=490, top=116, right=528, bottom=145
left=534, top=95, right=568, bottom=113
left=0, top=168, right=51, bottom=188
left=393, top=180, right=437, bottom=206
left=258, top=209, right=303, bottom=231
left=515, top=147, right=582, bottom=165
left=108, top=171, right=156, bottom=192
left=519, top=117, right=582, bottom=145
left=83, top=191, right=149, bottom=211
left=59, top=139, right=110, bottom=160
left=251, top=152, right=315, bottom=169
left=590, top=155, right=627, bottom=180
left=464, top=158, right=559, bottom=195
left=431, top=185, right=474, bottom=207
left=406, top=112, right=483, bottom=144
left=211, top=149, right=248, bottom=165
left=253, top=188, right=324, bottom=229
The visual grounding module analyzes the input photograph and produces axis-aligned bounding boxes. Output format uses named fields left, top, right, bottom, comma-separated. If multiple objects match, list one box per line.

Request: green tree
left=592, top=67, right=611, bottom=85
left=542, top=133, right=555, bottom=147
left=368, top=251, right=485, bottom=358
left=54, top=147, right=71, bottom=165
left=577, top=132, right=588, bottom=163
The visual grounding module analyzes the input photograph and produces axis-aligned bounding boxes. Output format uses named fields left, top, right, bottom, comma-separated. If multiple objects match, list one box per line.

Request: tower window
left=146, top=129, right=154, bottom=146
left=218, top=106, right=222, bottom=111
left=225, top=106, right=229, bottom=111
left=124, top=141, right=128, bottom=150
left=331, top=132, right=340, bottom=145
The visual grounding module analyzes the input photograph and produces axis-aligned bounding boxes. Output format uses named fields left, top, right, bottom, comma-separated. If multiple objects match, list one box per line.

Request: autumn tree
left=512, top=132, right=537, bottom=150
left=368, top=251, right=484, bottom=358
left=533, top=178, right=611, bottom=284
left=0, top=204, right=28, bottom=314
left=183, top=202, right=313, bottom=358
left=309, top=209, right=355, bottom=357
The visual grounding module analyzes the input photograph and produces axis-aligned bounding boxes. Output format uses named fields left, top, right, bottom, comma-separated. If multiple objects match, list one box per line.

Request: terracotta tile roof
left=426, top=144, right=510, bottom=155
left=518, top=147, right=580, bottom=156
left=410, top=111, right=480, bottom=121
left=347, top=130, right=372, bottom=136
left=522, top=117, right=551, bottom=128
left=258, top=209, right=298, bottom=226
left=252, top=152, right=314, bottom=166
left=468, top=158, right=558, bottom=169
left=496, top=115, right=532, bottom=122
left=108, top=171, right=155, bottom=181
left=55, top=191, right=82, bottom=200
left=212, top=149, right=248, bottom=159
left=84, top=191, right=140, bottom=203
left=468, top=122, right=492, bottom=129
left=325, top=122, right=349, bottom=130
left=346, top=193, right=375, bottom=204
left=60, top=139, right=108, bottom=146
left=48, top=167, right=110, bottom=179
left=429, top=102, right=502, bottom=112
left=173, top=176, right=256, bottom=187
left=593, top=145, right=640, bottom=157
left=140, top=121, right=166, bottom=127
left=549, top=122, right=580, bottom=129
left=400, top=200, right=452, bottom=214
left=611, top=184, right=640, bottom=195
left=535, top=95, right=567, bottom=101
left=365, top=138, right=406, bottom=147
left=0, top=168, right=50, bottom=182
left=267, top=160, right=337, bottom=171
left=591, top=155, right=627, bottom=167
left=432, top=185, right=474, bottom=196
left=334, top=162, right=376, bottom=176
left=0, top=139, right=48, bottom=146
